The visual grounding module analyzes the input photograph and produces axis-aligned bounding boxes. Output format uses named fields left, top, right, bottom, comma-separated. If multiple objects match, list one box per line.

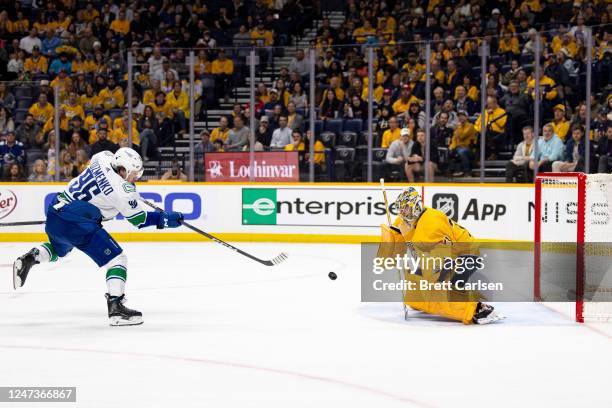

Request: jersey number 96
left=68, top=169, right=101, bottom=202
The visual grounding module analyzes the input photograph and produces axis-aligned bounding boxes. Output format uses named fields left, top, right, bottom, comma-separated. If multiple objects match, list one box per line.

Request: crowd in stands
left=0, top=0, right=610, bottom=182
left=300, top=0, right=611, bottom=181
left=0, top=0, right=315, bottom=181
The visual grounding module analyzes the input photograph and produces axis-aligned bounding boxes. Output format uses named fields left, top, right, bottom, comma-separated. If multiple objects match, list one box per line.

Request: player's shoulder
left=421, top=207, right=449, bottom=222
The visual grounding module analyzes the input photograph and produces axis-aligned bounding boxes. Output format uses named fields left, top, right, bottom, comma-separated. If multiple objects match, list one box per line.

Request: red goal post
left=534, top=172, right=612, bottom=323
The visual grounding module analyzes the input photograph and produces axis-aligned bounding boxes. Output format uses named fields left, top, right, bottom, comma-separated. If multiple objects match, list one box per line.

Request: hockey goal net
left=535, top=172, right=612, bottom=322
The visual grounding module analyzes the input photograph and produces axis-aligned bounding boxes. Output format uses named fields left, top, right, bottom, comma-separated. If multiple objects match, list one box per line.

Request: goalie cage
left=534, top=172, right=612, bottom=322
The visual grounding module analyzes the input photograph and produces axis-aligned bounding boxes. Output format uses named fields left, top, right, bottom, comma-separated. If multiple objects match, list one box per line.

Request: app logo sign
left=242, top=189, right=277, bottom=225
left=432, top=193, right=459, bottom=221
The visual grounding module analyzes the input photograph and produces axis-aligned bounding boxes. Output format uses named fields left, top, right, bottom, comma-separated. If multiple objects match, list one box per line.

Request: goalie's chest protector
left=398, top=207, right=474, bottom=244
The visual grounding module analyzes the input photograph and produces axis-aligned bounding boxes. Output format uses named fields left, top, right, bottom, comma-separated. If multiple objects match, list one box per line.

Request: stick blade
left=265, top=252, right=288, bottom=266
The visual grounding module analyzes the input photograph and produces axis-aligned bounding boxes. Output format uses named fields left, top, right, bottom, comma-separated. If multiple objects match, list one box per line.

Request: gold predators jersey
left=394, top=206, right=474, bottom=244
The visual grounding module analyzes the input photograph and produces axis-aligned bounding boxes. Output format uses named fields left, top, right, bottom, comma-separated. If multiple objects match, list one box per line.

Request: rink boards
left=0, top=182, right=538, bottom=242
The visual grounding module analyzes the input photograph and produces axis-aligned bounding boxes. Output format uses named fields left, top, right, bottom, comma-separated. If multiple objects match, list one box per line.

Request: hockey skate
left=13, top=248, right=40, bottom=290
left=105, top=294, right=143, bottom=326
left=472, top=303, right=505, bottom=325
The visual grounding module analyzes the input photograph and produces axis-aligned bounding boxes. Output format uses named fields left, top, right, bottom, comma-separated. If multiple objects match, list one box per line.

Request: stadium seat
left=334, top=147, right=356, bottom=182
left=109, top=109, right=122, bottom=120
left=14, top=86, right=33, bottom=99
left=324, top=118, right=343, bottom=136
left=17, top=97, right=32, bottom=109
left=319, top=131, right=336, bottom=148
left=25, top=149, right=43, bottom=165
left=337, top=131, right=357, bottom=147
left=355, top=146, right=368, bottom=163
left=14, top=109, right=28, bottom=124
left=372, top=148, right=387, bottom=162
left=343, top=118, right=363, bottom=134
left=362, top=131, right=381, bottom=148
left=361, top=148, right=388, bottom=181
left=202, top=75, right=215, bottom=90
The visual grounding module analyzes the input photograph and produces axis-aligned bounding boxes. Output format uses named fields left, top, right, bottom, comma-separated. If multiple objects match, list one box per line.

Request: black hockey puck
left=328, top=272, right=337, bottom=280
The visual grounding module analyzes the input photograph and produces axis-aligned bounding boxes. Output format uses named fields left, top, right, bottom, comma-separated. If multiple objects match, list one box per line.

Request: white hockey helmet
left=113, top=147, right=144, bottom=180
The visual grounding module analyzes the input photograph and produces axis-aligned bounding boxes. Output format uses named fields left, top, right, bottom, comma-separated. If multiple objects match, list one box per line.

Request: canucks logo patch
left=128, top=200, right=138, bottom=209
left=123, top=183, right=136, bottom=193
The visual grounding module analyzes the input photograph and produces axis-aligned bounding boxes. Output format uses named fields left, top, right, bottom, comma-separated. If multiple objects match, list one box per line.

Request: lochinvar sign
left=204, top=151, right=299, bottom=182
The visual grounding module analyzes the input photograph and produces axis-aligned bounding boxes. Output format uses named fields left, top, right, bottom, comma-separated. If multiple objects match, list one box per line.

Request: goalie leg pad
left=406, top=300, right=479, bottom=325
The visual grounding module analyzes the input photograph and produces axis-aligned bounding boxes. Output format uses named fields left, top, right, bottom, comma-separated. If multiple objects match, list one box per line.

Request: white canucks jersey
left=60, top=151, right=148, bottom=226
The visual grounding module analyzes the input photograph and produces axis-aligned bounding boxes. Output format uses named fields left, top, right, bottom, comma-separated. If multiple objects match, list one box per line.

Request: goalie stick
left=379, top=179, right=410, bottom=320
left=379, top=178, right=401, bottom=234
left=141, top=199, right=288, bottom=267
left=380, top=178, right=392, bottom=226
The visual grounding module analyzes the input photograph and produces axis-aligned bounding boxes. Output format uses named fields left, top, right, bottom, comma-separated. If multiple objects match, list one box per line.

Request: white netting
left=538, top=173, right=612, bottom=321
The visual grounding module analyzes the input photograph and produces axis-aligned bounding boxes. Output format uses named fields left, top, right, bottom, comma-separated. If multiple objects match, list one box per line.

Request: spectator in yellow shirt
left=71, top=52, right=90, bottom=74
left=98, top=77, right=124, bottom=110
left=24, top=46, right=48, bottom=74
left=211, top=116, right=230, bottom=143
left=552, top=32, right=578, bottom=58
left=284, top=130, right=306, bottom=151
left=211, top=49, right=234, bottom=103
left=85, top=105, right=113, bottom=141
left=549, top=104, right=570, bottom=141
left=250, top=22, right=274, bottom=46
left=381, top=116, right=401, bottom=148
left=352, top=19, right=376, bottom=43
left=498, top=30, right=520, bottom=57
left=151, top=92, right=176, bottom=145
left=250, top=20, right=274, bottom=68
left=88, top=118, right=111, bottom=144
left=61, top=91, right=85, bottom=121
left=449, top=111, right=477, bottom=176
left=49, top=70, right=73, bottom=103
left=10, top=12, right=30, bottom=34
left=166, top=81, right=188, bottom=134
left=109, top=10, right=130, bottom=36
left=111, top=113, right=140, bottom=147
left=42, top=107, right=70, bottom=141
left=474, top=96, right=507, bottom=160
left=79, top=83, right=100, bottom=112
left=320, top=77, right=345, bottom=104
left=392, top=85, right=420, bottom=115
left=28, top=93, right=55, bottom=125
left=143, top=79, right=163, bottom=107
left=52, top=10, right=71, bottom=31
left=195, top=50, right=212, bottom=76
left=82, top=3, right=99, bottom=22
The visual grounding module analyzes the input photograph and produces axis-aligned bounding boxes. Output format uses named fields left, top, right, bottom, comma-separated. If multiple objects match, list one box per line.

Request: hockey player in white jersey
left=13, top=148, right=184, bottom=326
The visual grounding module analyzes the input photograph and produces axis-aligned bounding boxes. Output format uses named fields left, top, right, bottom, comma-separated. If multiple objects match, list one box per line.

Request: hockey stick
left=0, top=220, right=46, bottom=227
left=379, top=178, right=392, bottom=227
left=141, top=200, right=288, bottom=267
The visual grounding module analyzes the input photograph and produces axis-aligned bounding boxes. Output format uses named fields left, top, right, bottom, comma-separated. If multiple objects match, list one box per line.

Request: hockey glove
left=157, top=211, right=184, bottom=229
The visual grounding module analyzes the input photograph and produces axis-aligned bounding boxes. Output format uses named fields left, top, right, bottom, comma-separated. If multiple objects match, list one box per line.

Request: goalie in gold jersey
left=379, top=187, right=503, bottom=324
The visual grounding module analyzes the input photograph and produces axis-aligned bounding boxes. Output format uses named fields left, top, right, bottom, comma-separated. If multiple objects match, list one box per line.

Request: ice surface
left=1, top=242, right=611, bottom=408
